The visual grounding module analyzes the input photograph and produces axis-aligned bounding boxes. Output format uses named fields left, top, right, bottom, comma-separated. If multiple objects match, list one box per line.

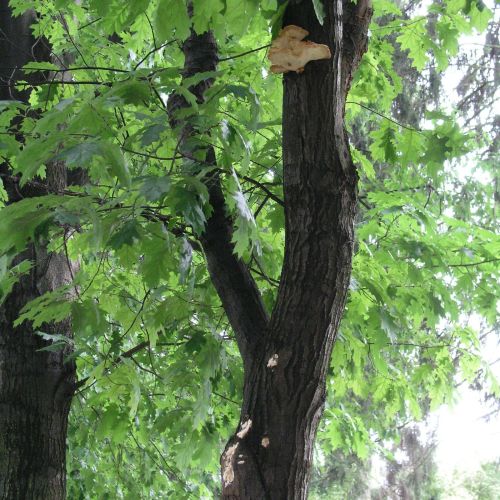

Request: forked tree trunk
left=221, top=2, right=372, bottom=498
left=168, top=0, right=371, bottom=497
left=0, top=3, right=76, bottom=498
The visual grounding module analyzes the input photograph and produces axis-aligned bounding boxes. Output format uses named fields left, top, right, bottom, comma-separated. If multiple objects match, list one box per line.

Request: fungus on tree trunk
left=268, top=24, right=332, bottom=74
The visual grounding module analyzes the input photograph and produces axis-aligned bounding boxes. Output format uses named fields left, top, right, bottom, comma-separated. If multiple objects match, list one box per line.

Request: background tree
left=0, top=2, right=77, bottom=497
left=461, top=458, right=500, bottom=500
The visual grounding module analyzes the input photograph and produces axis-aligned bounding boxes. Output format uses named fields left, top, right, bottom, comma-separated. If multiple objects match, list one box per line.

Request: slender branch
left=119, top=289, right=151, bottom=341
left=347, top=100, right=423, bottom=133
left=73, top=338, right=188, bottom=391
left=74, top=340, right=148, bottom=390
left=213, top=391, right=240, bottom=406
left=58, top=11, right=90, bottom=68
left=250, top=265, right=280, bottom=287
left=0, top=80, right=111, bottom=86
left=254, top=194, right=270, bottom=219
left=133, top=39, right=176, bottom=70
left=370, top=17, right=427, bottom=32
left=121, top=147, right=180, bottom=161
left=445, top=258, right=500, bottom=268
left=218, top=44, right=271, bottom=62
left=241, top=174, right=284, bottom=206
left=144, top=12, right=157, bottom=52
left=77, top=17, right=102, bottom=31
left=0, top=65, right=130, bottom=73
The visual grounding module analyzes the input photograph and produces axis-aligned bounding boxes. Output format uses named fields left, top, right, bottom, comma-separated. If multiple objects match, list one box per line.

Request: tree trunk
left=0, top=3, right=75, bottom=498
left=221, top=2, right=372, bottom=498
left=0, top=251, right=75, bottom=500
left=169, top=0, right=371, bottom=497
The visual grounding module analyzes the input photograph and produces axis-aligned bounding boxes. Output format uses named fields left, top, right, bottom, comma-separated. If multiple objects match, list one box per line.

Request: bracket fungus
left=268, top=25, right=332, bottom=74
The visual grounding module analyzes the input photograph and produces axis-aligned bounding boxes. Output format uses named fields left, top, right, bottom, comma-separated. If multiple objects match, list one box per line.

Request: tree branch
left=218, top=44, right=271, bottom=63
left=167, top=29, right=269, bottom=362
left=241, top=174, right=284, bottom=206
left=74, top=339, right=186, bottom=391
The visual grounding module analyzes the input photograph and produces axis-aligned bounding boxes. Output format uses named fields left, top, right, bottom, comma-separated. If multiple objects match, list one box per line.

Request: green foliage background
left=0, top=0, right=498, bottom=497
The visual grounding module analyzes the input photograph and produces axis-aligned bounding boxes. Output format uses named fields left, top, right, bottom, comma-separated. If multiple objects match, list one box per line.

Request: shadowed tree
left=0, top=3, right=76, bottom=498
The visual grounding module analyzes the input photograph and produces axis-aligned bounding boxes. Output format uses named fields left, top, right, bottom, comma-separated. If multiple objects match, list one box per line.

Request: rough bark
left=169, top=0, right=371, bottom=497
left=0, top=251, right=75, bottom=500
left=0, top=3, right=75, bottom=498
left=222, top=1, right=372, bottom=497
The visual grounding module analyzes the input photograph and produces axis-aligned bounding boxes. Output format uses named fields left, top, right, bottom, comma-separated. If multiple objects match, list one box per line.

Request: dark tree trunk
left=0, top=251, right=75, bottom=500
left=221, top=2, right=372, bottom=498
left=230, top=2, right=372, bottom=497
left=170, top=0, right=371, bottom=497
left=0, top=3, right=75, bottom=498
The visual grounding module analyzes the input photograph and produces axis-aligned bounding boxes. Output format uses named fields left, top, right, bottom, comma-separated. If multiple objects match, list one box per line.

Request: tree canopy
left=0, top=0, right=498, bottom=497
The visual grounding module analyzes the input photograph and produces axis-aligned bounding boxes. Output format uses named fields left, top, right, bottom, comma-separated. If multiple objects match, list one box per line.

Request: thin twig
left=133, top=40, right=176, bottom=71
left=218, top=44, right=271, bottom=62
left=347, top=100, right=423, bottom=133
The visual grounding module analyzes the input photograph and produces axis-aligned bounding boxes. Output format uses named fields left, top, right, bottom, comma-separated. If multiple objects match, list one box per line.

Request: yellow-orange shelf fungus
left=268, top=25, right=331, bottom=74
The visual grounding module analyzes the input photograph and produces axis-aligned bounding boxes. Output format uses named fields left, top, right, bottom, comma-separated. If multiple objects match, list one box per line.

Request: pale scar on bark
left=222, top=442, right=239, bottom=485
left=222, top=420, right=253, bottom=485
left=268, top=25, right=331, bottom=74
left=236, top=418, right=252, bottom=439
left=267, top=353, right=279, bottom=368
